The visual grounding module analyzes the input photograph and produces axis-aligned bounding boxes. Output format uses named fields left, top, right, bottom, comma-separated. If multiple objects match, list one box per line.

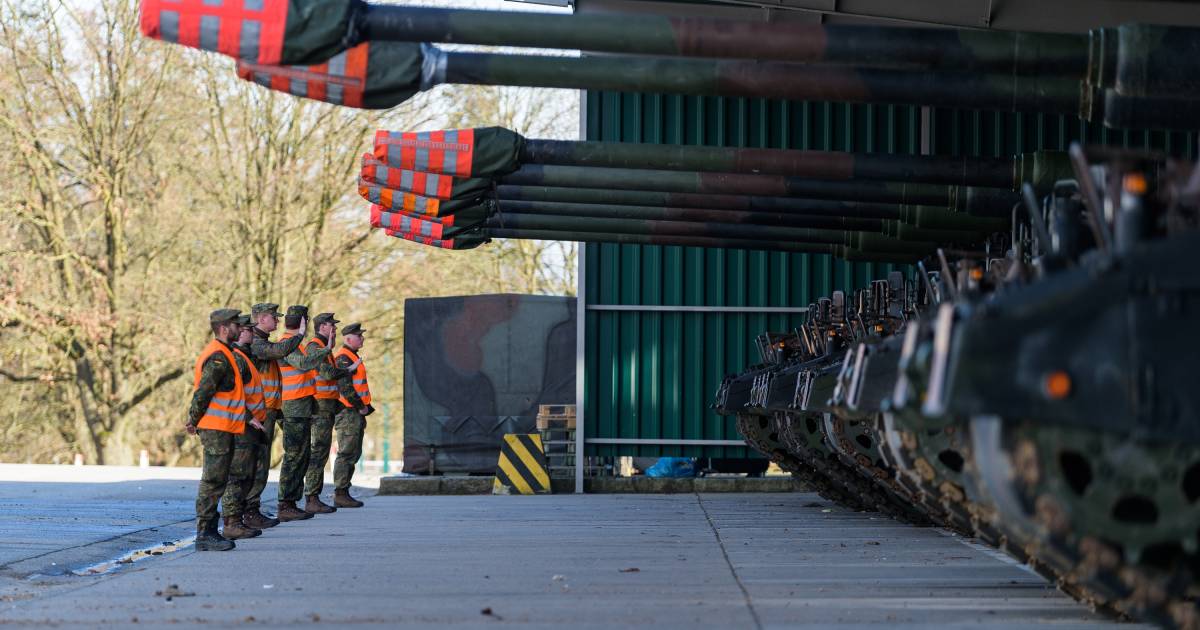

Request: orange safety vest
left=279, top=332, right=316, bottom=400
left=192, top=339, right=246, bottom=434
left=259, top=356, right=283, bottom=411
left=232, top=347, right=267, bottom=423
left=335, top=347, right=372, bottom=408
left=308, top=337, right=340, bottom=400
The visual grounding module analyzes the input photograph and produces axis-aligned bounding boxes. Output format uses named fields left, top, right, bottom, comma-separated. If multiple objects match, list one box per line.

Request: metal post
left=574, top=88, right=587, bottom=495
left=382, top=355, right=391, bottom=474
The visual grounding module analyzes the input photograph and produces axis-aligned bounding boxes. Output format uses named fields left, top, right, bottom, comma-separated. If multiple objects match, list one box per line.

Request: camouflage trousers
left=334, top=408, right=366, bottom=491
left=304, top=412, right=336, bottom=497
left=278, top=417, right=311, bottom=502
left=245, top=410, right=279, bottom=512
left=195, top=429, right=234, bottom=532
left=219, top=425, right=262, bottom=519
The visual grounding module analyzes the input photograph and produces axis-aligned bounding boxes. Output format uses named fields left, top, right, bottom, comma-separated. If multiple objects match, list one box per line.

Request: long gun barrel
left=370, top=126, right=1071, bottom=189
left=496, top=166, right=1020, bottom=217
left=359, top=5, right=1087, bottom=75
left=423, top=47, right=1079, bottom=115
left=143, top=0, right=1200, bottom=127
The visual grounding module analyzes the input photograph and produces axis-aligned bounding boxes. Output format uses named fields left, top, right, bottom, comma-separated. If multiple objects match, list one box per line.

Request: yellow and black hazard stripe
left=493, top=434, right=551, bottom=495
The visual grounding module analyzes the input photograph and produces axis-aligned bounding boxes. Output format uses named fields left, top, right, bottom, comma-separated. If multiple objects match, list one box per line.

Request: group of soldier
left=187, top=303, right=375, bottom=551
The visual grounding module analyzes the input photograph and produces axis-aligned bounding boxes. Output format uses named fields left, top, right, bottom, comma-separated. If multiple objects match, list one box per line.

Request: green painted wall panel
left=582, top=90, right=1196, bottom=459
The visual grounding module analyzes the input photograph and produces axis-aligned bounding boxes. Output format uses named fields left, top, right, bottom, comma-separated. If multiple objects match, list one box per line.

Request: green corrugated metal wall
left=582, top=93, right=1196, bottom=459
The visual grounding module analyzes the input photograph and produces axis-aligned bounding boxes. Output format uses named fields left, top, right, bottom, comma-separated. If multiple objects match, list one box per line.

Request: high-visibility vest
left=335, top=347, right=372, bottom=408
left=232, top=347, right=267, bottom=423
left=308, top=337, right=340, bottom=400
left=192, top=339, right=246, bottom=434
left=279, top=332, right=315, bottom=400
left=259, top=354, right=283, bottom=411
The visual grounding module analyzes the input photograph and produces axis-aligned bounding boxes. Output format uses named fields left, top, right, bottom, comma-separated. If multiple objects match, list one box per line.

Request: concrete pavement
left=0, top=468, right=1130, bottom=628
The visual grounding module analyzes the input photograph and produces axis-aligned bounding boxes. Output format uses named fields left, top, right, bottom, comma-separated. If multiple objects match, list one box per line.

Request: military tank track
left=879, top=413, right=1125, bottom=616
left=771, top=411, right=930, bottom=522
left=820, top=412, right=936, bottom=526
left=878, top=414, right=980, bottom=539
left=734, top=413, right=874, bottom=511
left=972, top=418, right=1200, bottom=627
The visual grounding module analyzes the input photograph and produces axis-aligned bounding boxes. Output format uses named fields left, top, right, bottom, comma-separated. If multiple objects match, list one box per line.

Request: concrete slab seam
left=695, top=492, right=764, bottom=630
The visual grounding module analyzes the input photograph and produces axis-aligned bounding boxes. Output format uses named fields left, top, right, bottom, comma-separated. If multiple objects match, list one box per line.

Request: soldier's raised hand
left=185, top=422, right=197, bottom=435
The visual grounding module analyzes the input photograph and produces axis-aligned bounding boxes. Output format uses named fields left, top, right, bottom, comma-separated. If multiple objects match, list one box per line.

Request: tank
left=715, top=146, right=1200, bottom=626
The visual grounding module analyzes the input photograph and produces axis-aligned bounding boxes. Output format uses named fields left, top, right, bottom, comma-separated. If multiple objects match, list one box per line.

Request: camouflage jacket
left=187, top=340, right=239, bottom=427
left=308, top=335, right=354, bottom=416
left=334, top=348, right=366, bottom=411
left=249, top=326, right=304, bottom=378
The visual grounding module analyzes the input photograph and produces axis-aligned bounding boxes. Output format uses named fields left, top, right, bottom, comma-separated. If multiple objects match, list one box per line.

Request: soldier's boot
left=304, top=495, right=337, bottom=514
left=277, top=500, right=314, bottom=522
left=244, top=507, right=280, bottom=529
left=195, top=528, right=235, bottom=552
left=223, top=516, right=261, bottom=540
left=334, top=489, right=364, bottom=508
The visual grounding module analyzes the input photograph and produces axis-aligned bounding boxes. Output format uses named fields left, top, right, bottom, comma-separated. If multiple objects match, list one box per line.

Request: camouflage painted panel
left=403, top=295, right=575, bottom=474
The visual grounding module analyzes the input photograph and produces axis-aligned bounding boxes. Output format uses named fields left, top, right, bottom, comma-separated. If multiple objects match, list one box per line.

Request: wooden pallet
left=538, top=404, right=575, bottom=417
left=536, top=415, right=575, bottom=430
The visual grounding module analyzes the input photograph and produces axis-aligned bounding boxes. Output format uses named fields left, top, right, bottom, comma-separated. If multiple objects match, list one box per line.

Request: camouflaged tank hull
left=403, top=294, right=576, bottom=475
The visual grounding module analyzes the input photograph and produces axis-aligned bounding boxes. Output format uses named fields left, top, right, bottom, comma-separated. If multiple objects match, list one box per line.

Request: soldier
left=246, top=302, right=301, bottom=528
left=275, top=305, right=336, bottom=522
left=303, top=313, right=361, bottom=514
left=218, top=315, right=267, bottom=540
left=332, top=322, right=374, bottom=507
left=186, top=308, right=247, bottom=552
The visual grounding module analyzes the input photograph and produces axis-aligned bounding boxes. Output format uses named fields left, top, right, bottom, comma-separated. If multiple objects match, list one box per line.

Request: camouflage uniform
left=188, top=312, right=243, bottom=538
left=304, top=326, right=357, bottom=500
left=219, top=341, right=259, bottom=522
left=333, top=323, right=370, bottom=495
left=278, top=315, right=333, bottom=504
left=248, top=320, right=304, bottom=512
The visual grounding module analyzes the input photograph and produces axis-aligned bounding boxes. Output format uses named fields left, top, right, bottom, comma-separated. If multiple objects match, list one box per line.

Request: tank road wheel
left=972, top=416, right=1200, bottom=628
left=822, top=413, right=933, bottom=525
left=772, top=412, right=875, bottom=513
left=881, top=413, right=1001, bottom=541
left=734, top=413, right=809, bottom=476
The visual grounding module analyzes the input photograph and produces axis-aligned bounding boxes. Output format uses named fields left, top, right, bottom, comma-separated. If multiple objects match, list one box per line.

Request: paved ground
left=0, top=466, right=1130, bottom=628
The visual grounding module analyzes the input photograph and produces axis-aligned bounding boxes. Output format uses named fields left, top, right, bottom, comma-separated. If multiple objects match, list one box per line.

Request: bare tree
left=0, top=0, right=208, bottom=463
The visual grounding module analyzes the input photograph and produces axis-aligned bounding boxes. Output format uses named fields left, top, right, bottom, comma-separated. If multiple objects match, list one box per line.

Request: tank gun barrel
left=360, top=4, right=1086, bottom=75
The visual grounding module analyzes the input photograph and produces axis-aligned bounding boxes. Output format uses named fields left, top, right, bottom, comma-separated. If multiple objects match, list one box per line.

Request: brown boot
left=244, top=507, right=280, bottom=529
left=334, top=489, right=364, bottom=508
left=277, top=500, right=314, bottom=522
left=304, top=495, right=337, bottom=514
left=223, top=515, right=261, bottom=540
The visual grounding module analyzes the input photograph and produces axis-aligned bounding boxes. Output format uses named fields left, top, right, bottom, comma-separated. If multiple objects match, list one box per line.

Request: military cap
left=252, top=302, right=283, bottom=318
left=286, top=305, right=309, bottom=319
left=209, top=308, right=241, bottom=324
left=312, top=312, right=340, bottom=327
left=236, top=314, right=252, bottom=327
left=342, top=322, right=365, bottom=336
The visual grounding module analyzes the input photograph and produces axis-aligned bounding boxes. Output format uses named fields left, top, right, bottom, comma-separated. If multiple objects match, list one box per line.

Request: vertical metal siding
left=583, top=92, right=1196, bottom=460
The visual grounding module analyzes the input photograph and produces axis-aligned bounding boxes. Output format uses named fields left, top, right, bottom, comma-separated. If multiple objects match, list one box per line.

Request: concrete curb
left=378, top=475, right=799, bottom=495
